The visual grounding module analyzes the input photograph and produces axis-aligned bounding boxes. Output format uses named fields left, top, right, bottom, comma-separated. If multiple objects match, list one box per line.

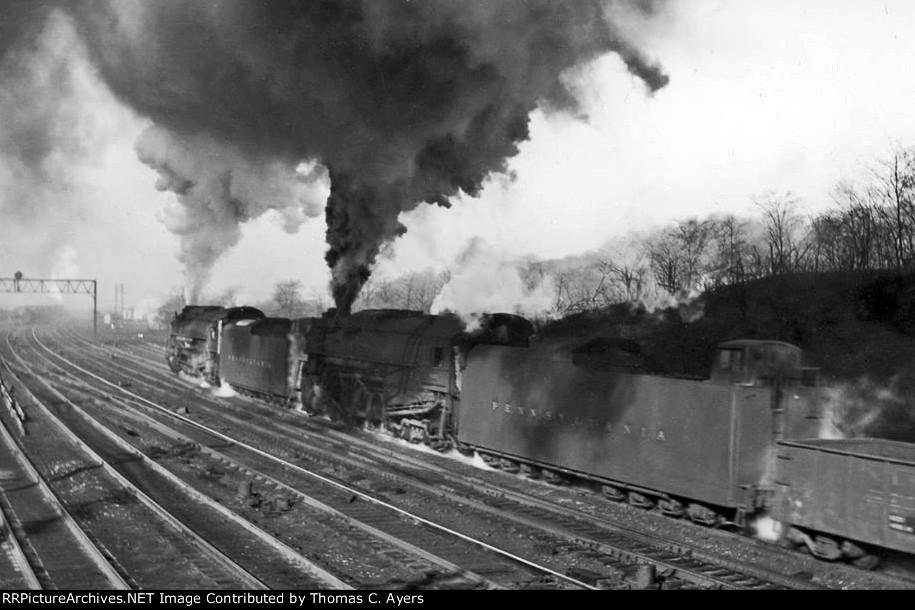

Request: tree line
left=533, top=147, right=915, bottom=315
left=156, top=146, right=915, bottom=323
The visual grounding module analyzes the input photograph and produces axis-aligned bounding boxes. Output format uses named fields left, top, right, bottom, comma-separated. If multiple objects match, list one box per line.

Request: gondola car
left=772, top=438, right=915, bottom=568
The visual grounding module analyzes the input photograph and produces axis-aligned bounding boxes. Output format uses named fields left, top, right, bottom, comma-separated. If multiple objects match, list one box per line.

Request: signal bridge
left=1, top=273, right=98, bottom=334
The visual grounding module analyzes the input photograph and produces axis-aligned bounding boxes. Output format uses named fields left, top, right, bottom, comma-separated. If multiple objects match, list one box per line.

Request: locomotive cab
left=710, top=340, right=819, bottom=388
left=710, top=339, right=825, bottom=443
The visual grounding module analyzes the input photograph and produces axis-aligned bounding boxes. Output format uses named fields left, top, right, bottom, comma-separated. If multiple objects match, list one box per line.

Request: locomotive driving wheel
left=499, top=458, right=520, bottom=473
left=851, top=554, right=880, bottom=570
left=627, top=491, right=653, bottom=509
left=543, top=470, right=570, bottom=485
left=452, top=442, right=475, bottom=456
left=810, top=535, right=843, bottom=561
left=658, top=498, right=685, bottom=518
left=480, top=453, right=500, bottom=467
left=601, top=484, right=626, bottom=502
left=687, top=503, right=721, bottom=526
left=841, top=540, right=880, bottom=570
left=520, top=464, right=541, bottom=479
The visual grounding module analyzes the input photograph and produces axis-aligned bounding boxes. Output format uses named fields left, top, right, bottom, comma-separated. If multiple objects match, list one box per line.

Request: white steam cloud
left=818, top=378, right=911, bottom=440
left=136, top=126, right=328, bottom=303
left=431, top=240, right=555, bottom=320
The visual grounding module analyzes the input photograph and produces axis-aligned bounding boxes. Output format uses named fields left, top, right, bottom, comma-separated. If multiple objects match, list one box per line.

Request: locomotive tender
left=458, top=339, right=826, bottom=526
left=167, top=305, right=915, bottom=567
left=166, top=306, right=264, bottom=381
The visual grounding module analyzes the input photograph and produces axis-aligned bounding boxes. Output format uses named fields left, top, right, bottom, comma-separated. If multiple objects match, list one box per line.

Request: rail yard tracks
left=0, top=336, right=344, bottom=590
left=7, top=323, right=891, bottom=590
left=0, top=400, right=121, bottom=590
left=67, top=324, right=915, bottom=589
left=3, top=327, right=598, bottom=590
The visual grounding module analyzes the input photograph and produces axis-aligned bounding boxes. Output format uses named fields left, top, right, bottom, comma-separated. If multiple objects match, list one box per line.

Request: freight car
left=166, top=305, right=264, bottom=382
left=771, top=438, right=915, bottom=568
left=456, top=339, right=827, bottom=526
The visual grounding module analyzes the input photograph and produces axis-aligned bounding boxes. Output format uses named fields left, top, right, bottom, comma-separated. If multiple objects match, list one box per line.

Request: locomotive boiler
left=218, top=309, right=535, bottom=441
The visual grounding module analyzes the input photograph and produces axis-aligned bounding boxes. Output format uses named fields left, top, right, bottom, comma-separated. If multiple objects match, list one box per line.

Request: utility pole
left=114, top=283, right=125, bottom=320
left=119, top=284, right=127, bottom=320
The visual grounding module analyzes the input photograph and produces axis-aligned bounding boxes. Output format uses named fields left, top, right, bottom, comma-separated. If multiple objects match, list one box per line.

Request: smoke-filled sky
left=2, top=1, right=915, bottom=315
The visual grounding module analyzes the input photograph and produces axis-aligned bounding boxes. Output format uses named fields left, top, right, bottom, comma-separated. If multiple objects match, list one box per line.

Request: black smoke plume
left=3, top=0, right=668, bottom=311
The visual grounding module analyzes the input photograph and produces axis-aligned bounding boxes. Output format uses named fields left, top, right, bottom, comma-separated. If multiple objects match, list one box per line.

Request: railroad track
left=26, top=324, right=850, bottom=590
left=0, top=398, right=120, bottom=590
left=0, top=499, right=41, bottom=590
left=12, top=327, right=599, bottom=590
left=49, top=325, right=855, bottom=588
left=86, top=324, right=915, bottom=590
left=1, top=333, right=343, bottom=590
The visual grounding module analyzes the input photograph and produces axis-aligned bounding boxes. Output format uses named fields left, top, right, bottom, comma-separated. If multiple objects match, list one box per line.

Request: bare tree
left=604, top=254, right=650, bottom=303
left=808, top=212, right=845, bottom=272
left=273, top=280, right=305, bottom=318
left=354, top=277, right=378, bottom=311
left=398, top=269, right=449, bottom=312
left=672, top=218, right=715, bottom=289
left=549, top=259, right=621, bottom=314
left=301, top=287, right=330, bottom=316
left=371, top=277, right=402, bottom=309
left=646, top=232, right=683, bottom=294
left=755, top=192, right=812, bottom=275
left=868, top=147, right=915, bottom=269
left=707, top=215, right=757, bottom=287
left=399, top=273, right=421, bottom=310
left=821, top=183, right=882, bottom=270
left=353, top=269, right=450, bottom=313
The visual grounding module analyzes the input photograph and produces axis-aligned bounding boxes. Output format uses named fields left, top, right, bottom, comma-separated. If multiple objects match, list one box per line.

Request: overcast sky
left=2, top=0, right=915, bottom=314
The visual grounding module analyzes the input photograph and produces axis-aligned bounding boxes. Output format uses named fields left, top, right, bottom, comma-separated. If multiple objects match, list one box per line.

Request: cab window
left=430, top=347, right=444, bottom=368
left=718, top=349, right=743, bottom=371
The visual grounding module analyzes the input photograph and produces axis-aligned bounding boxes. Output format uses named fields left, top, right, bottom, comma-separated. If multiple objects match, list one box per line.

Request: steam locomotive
left=167, top=305, right=915, bottom=569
